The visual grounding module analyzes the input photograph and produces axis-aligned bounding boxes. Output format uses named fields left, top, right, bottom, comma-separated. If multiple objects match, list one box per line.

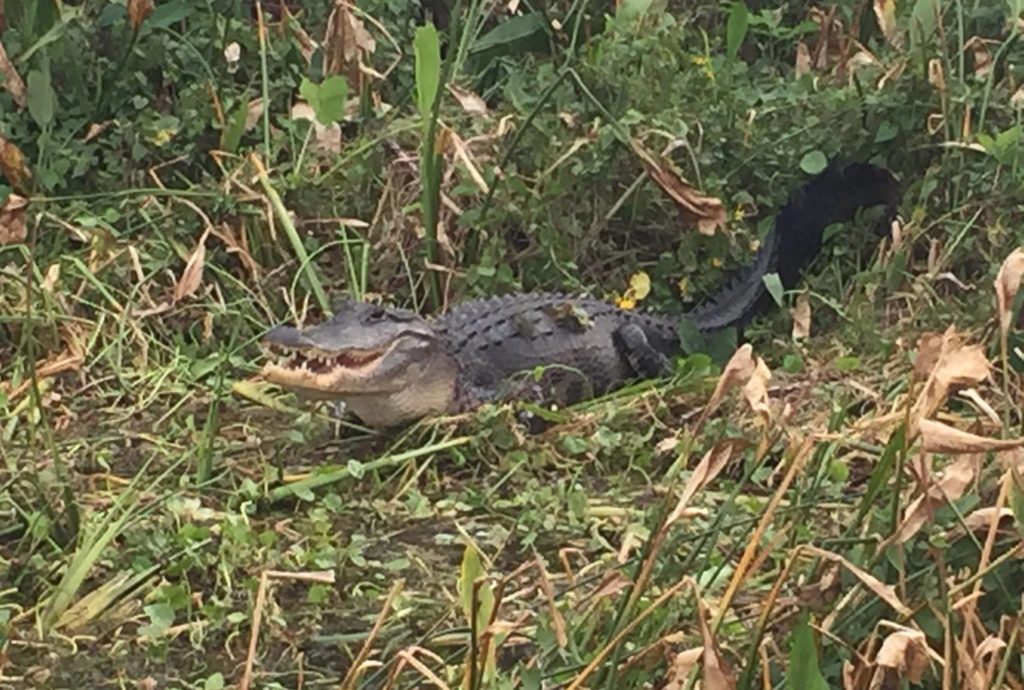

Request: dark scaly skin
left=435, top=292, right=680, bottom=400
left=260, top=161, right=901, bottom=428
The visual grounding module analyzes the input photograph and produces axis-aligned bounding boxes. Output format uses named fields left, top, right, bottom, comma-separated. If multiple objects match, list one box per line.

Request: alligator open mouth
left=263, top=342, right=384, bottom=374
left=260, top=340, right=389, bottom=393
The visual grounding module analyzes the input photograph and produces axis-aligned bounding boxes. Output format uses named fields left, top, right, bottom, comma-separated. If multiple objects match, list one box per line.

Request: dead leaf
left=630, top=140, right=726, bottom=236
left=244, top=98, right=265, bottom=131
left=209, top=222, right=260, bottom=283
left=1012, top=85, right=1024, bottom=109
left=928, top=59, right=946, bottom=92
left=323, top=1, right=376, bottom=92
left=0, top=38, right=26, bottom=108
left=911, top=328, right=990, bottom=426
left=663, top=647, right=704, bottom=690
left=0, top=193, right=28, bottom=245
left=873, top=629, right=930, bottom=684
left=805, top=546, right=912, bottom=617
left=975, top=635, right=1008, bottom=659
left=447, top=84, right=488, bottom=116
left=796, top=562, right=842, bottom=610
left=742, top=357, right=772, bottom=419
left=872, top=0, right=899, bottom=46
left=795, top=42, right=812, bottom=77
left=697, top=600, right=737, bottom=690
left=223, top=42, right=241, bottom=71
left=446, top=126, right=489, bottom=193
left=964, top=36, right=993, bottom=78
left=919, top=419, right=1024, bottom=454
left=807, top=7, right=847, bottom=70
left=791, top=292, right=811, bottom=339
left=127, top=0, right=154, bottom=31
left=847, top=49, right=880, bottom=74
left=589, top=571, right=632, bottom=603
left=42, top=263, right=60, bottom=293
left=289, top=18, right=319, bottom=65
left=666, top=439, right=745, bottom=525
left=843, top=657, right=873, bottom=690
left=912, top=331, right=945, bottom=382
left=0, top=136, right=34, bottom=195
left=999, top=448, right=1024, bottom=473
left=174, top=229, right=210, bottom=301
left=961, top=507, right=1014, bottom=533
left=291, top=102, right=343, bottom=155
left=700, top=344, right=756, bottom=423
left=896, top=452, right=983, bottom=542
left=2, top=349, right=84, bottom=401
left=995, top=247, right=1024, bottom=339
left=83, top=122, right=112, bottom=143
left=958, top=388, right=1001, bottom=426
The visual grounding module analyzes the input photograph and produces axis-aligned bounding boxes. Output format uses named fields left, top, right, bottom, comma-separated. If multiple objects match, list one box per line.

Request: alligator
left=260, top=161, right=901, bottom=428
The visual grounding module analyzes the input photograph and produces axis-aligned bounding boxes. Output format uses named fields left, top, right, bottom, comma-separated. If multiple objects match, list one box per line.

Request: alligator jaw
left=260, top=340, right=393, bottom=396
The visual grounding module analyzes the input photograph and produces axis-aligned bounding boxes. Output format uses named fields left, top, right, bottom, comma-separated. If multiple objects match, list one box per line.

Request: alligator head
left=260, top=301, right=461, bottom=428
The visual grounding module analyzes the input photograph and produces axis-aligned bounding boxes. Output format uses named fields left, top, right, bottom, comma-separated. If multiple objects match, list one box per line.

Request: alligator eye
left=366, top=306, right=387, bottom=321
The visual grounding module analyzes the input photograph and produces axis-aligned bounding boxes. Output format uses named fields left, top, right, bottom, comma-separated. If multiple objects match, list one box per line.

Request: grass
left=2, top=1, right=1024, bottom=689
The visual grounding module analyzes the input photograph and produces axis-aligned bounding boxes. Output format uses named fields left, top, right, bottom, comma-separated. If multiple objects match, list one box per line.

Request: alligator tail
left=684, top=161, right=901, bottom=333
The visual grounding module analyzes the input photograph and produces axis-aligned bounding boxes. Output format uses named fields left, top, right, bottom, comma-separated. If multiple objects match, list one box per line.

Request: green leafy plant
left=299, top=75, right=350, bottom=125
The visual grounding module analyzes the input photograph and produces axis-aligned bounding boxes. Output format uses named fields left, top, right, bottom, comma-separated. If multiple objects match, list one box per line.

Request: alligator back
left=435, top=292, right=679, bottom=399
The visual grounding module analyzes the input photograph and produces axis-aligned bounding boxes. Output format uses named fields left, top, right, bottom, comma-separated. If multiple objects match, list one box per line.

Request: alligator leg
left=613, top=323, right=673, bottom=378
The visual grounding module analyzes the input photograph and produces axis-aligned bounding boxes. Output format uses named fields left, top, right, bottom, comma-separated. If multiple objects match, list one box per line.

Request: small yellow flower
left=616, top=271, right=650, bottom=310
left=711, top=257, right=723, bottom=268
left=690, top=55, right=715, bottom=80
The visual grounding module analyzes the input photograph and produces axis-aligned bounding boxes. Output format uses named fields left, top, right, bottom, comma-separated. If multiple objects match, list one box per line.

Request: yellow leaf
left=0, top=135, right=34, bottom=195
left=628, top=271, right=650, bottom=300
left=872, top=0, right=899, bottom=46
left=617, top=271, right=651, bottom=310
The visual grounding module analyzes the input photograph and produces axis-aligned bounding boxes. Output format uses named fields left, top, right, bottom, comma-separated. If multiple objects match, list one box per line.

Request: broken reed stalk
left=339, top=578, right=406, bottom=690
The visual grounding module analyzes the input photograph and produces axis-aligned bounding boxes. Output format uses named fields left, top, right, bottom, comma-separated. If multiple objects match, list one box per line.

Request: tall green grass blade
left=725, top=2, right=749, bottom=60
left=414, top=25, right=441, bottom=122
left=414, top=23, right=444, bottom=308
left=786, top=616, right=829, bottom=690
